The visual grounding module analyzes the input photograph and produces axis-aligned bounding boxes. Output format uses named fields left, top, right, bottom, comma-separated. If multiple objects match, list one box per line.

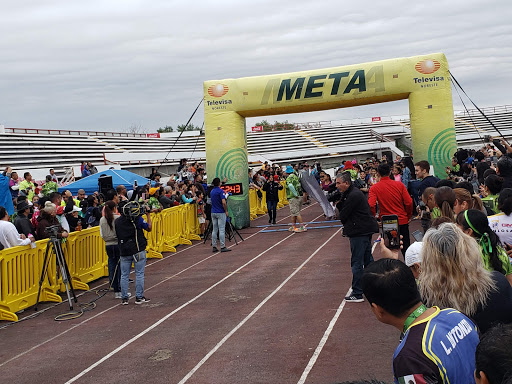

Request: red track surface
left=0, top=202, right=404, bottom=384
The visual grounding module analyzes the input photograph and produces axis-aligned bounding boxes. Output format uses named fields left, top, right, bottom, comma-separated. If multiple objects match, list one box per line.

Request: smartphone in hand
left=381, top=215, right=400, bottom=250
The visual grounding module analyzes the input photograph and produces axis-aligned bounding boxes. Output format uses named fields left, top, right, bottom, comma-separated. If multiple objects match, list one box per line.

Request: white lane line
left=64, top=231, right=300, bottom=384
left=177, top=228, right=343, bottom=384
left=297, top=287, right=352, bottom=384
left=0, top=203, right=320, bottom=368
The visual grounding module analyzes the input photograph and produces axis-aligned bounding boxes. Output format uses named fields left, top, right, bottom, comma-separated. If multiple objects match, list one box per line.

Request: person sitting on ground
left=474, top=323, right=512, bottom=384
left=456, top=209, right=512, bottom=285
left=421, top=222, right=512, bottom=333
left=362, top=258, right=480, bottom=383
left=0, top=205, right=35, bottom=249
left=36, top=202, right=69, bottom=240
left=14, top=200, right=35, bottom=239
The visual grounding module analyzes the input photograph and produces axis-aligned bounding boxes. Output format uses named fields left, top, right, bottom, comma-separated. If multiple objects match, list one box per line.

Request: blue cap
left=285, top=166, right=294, bottom=174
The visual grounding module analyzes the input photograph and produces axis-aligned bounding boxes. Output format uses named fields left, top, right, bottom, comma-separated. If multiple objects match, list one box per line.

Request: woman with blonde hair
left=453, top=187, right=484, bottom=215
left=420, top=222, right=512, bottom=333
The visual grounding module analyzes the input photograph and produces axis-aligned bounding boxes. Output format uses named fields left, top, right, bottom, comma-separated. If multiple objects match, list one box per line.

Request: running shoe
left=345, top=295, right=364, bottom=303
left=135, top=297, right=150, bottom=305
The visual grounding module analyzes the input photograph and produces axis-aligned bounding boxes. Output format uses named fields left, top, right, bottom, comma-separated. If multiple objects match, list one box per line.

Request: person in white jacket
left=0, top=206, right=35, bottom=249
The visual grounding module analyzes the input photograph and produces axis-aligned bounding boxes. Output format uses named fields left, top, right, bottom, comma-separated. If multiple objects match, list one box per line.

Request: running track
left=0, top=202, right=400, bottom=383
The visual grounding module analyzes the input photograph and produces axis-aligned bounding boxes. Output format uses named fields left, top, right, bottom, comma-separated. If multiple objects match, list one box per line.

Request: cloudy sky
left=1, top=0, right=510, bottom=133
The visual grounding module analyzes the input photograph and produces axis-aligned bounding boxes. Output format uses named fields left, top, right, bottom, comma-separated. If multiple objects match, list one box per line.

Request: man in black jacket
left=335, top=172, right=379, bottom=302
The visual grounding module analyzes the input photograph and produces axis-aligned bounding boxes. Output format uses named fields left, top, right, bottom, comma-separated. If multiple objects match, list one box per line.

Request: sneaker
left=272, top=220, right=276, bottom=224
left=289, top=226, right=296, bottom=232
left=135, top=297, right=150, bottom=305
left=220, top=247, right=231, bottom=253
left=114, top=292, right=122, bottom=299
left=212, top=247, right=219, bottom=252
left=300, top=226, right=307, bottom=232
left=121, top=298, right=129, bottom=305
left=345, top=295, right=364, bottom=303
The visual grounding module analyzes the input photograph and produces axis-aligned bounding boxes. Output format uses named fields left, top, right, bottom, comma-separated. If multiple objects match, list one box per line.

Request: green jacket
left=286, top=173, right=302, bottom=199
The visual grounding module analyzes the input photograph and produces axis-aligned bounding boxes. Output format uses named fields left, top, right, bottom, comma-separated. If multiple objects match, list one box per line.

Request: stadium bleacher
left=1, top=105, right=510, bottom=177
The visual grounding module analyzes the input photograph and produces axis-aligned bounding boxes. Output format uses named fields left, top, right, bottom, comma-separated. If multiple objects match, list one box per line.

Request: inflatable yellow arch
left=204, top=53, right=456, bottom=228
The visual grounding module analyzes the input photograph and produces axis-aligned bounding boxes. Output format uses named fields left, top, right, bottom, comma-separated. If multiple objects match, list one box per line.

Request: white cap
left=405, top=241, right=423, bottom=267
left=71, top=205, right=82, bottom=213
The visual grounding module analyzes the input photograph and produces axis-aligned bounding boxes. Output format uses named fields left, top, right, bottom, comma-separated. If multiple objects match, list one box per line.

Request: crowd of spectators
left=2, top=146, right=512, bottom=380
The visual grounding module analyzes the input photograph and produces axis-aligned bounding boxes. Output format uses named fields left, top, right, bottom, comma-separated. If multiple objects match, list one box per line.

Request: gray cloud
left=1, top=0, right=510, bottom=131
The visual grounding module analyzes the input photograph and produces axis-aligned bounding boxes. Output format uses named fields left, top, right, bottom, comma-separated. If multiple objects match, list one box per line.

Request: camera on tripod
left=44, top=225, right=61, bottom=238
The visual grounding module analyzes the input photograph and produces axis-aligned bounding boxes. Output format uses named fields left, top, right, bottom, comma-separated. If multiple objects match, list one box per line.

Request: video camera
left=120, top=201, right=149, bottom=220
left=44, top=225, right=61, bottom=238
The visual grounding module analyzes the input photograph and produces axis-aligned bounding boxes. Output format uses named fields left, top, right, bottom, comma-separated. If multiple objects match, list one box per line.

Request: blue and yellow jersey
left=393, top=307, right=479, bottom=384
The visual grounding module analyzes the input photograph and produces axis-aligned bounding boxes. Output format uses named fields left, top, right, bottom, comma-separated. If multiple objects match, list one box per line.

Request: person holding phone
left=335, top=171, right=379, bottom=302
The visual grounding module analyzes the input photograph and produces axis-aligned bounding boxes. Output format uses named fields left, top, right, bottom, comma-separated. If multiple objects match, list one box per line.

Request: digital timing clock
left=220, top=183, right=243, bottom=196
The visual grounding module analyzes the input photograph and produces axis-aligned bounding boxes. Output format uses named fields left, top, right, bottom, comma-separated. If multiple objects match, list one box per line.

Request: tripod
left=203, top=218, right=244, bottom=245
left=35, top=234, right=77, bottom=311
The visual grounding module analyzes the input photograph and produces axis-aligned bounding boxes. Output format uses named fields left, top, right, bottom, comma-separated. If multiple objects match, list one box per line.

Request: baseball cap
left=405, top=241, right=423, bottom=267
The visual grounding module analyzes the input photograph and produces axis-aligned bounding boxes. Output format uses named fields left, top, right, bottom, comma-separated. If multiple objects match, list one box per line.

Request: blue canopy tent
left=58, top=169, right=153, bottom=196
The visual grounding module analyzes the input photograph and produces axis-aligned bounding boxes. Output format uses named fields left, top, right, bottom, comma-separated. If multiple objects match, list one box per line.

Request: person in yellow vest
left=18, top=172, right=35, bottom=202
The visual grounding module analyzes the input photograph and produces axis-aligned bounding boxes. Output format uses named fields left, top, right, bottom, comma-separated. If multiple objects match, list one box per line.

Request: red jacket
left=368, top=176, right=413, bottom=225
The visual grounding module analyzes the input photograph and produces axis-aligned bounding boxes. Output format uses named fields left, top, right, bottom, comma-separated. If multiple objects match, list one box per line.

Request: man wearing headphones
left=115, top=201, right=152, bottom=305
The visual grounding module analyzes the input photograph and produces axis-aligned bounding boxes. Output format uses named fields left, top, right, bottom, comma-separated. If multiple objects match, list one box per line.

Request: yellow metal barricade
left=278, top=181, right=289, bottom=208
left=0, top=240, right=61, bottom=322
left=142, top=213, right=163, bottom=259
left=249, top=189, right=258, bottom=220
left=160, top=206, right=184, bottom=252
left=257, top=190, right=267, bottom=215
left=63, top=228, right=104, bottom=290
left=182, top=203, right=201, bottom=242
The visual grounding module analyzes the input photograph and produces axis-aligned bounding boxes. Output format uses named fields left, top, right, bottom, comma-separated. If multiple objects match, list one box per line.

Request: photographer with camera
left=334, top=172, right=379, bottom=303
left=36, top=202, right=69, bottom=240
left=115, top=201, right=152, bottom=305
